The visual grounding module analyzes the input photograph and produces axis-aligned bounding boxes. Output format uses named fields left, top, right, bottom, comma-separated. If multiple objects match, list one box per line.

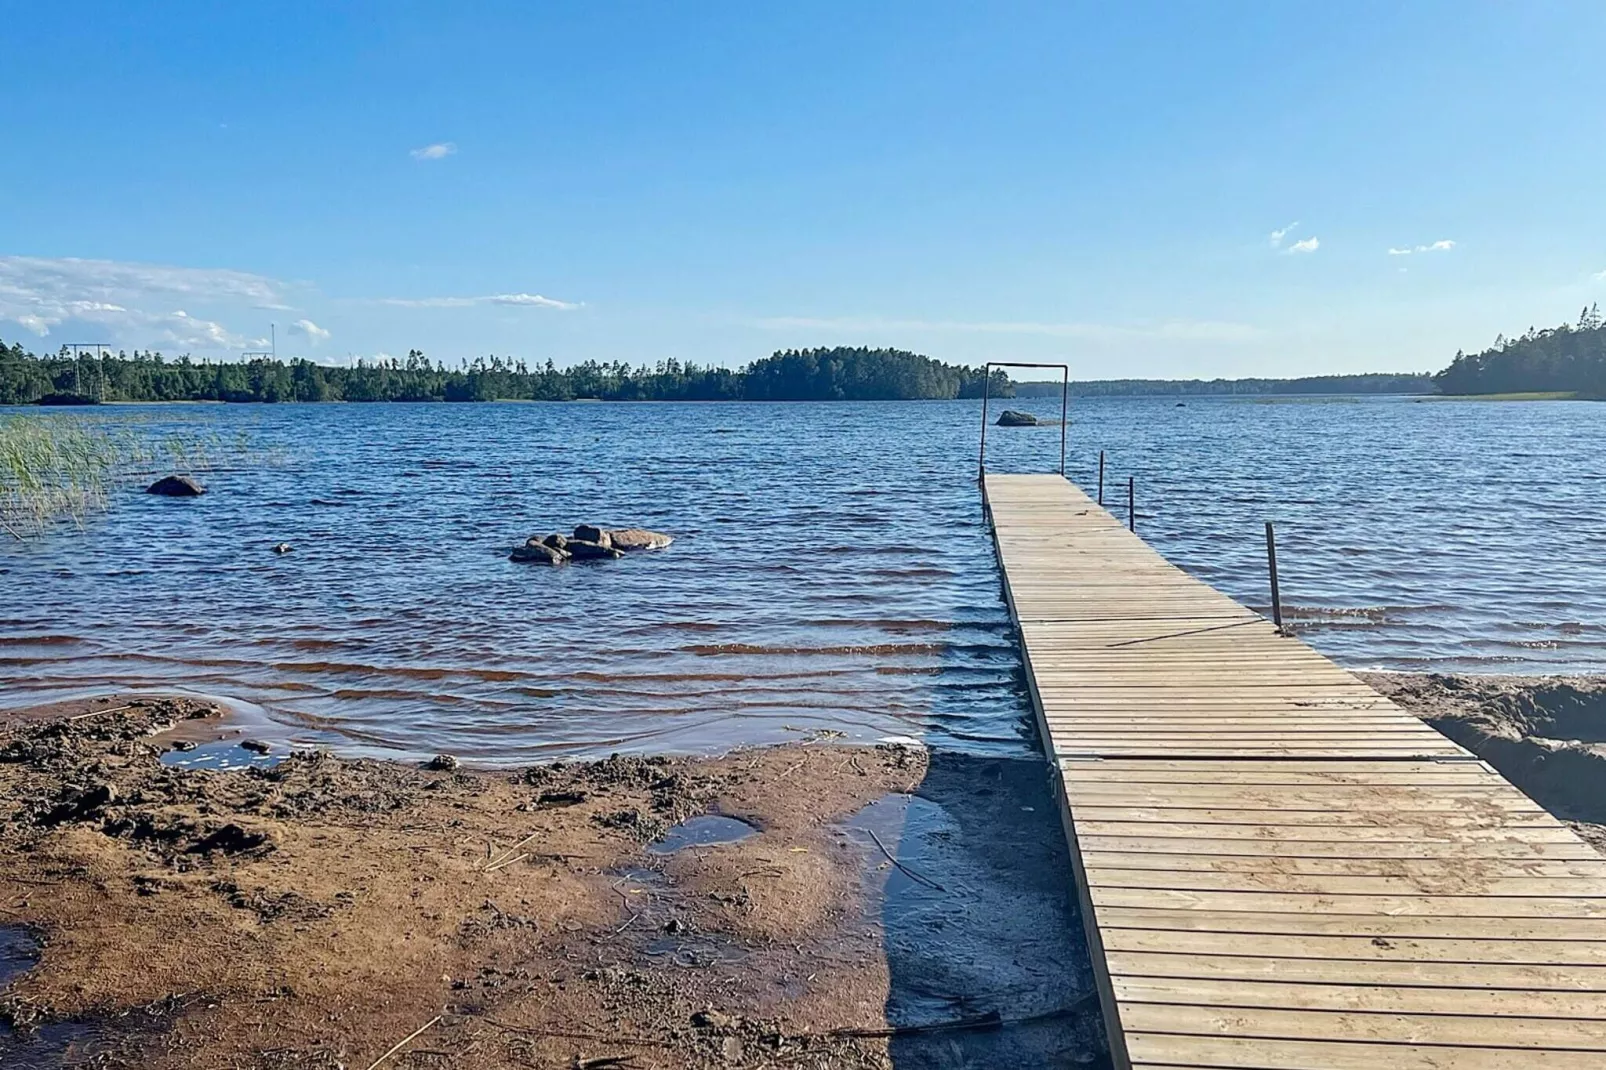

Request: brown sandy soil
left=1365, top=672, right=1606, bottom=853
left=0, top=697, right=1102, bottom=1069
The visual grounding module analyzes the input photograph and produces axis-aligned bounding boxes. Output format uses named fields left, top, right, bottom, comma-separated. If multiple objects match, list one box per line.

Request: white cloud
left=375, top=292, right=579, bottom=310
left=0, top=254, right=290, bottom=350
left=289, top=317, right=331, bottom=342
left=409, top=142, right=457, bottom=161
left=1286, top=237, right=1320, bottom=254
left=749, top=315, right=1261, bottom=343
left=1388, top=239, right=1456, bottom=256
left=1269, top=222, right=1300, bottom=248
left=1594, top=269, right=1606, bottom=282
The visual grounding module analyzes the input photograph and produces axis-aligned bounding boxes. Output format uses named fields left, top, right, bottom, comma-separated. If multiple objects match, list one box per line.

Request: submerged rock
left=606, top=527, right=674, bottom=551
left=147, top=474, right=205, bottom=496
left=995, top=410, right=1037, bottom=427
left=271, top=542, right=292, bottom=554
left=510, top=542, right=570, bottom=565
left=566, top=539, right=625, bottom=561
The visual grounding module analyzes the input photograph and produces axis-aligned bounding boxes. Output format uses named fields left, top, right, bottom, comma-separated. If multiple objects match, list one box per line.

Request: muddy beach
left=0, top=696, right=1104, bottom=1069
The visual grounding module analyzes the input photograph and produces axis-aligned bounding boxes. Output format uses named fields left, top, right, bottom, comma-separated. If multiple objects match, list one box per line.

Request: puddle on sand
left=0, top=928, right=127, bottom=1068
left=159, top=738, right=287, bottom=771
left=838, top=754, right=1108, bottom=1067
left=646, top=813, right=757, bottom=854
left=1, top=926, right=39, bottom=988
left=0, top=1021, right=123, bottom=1069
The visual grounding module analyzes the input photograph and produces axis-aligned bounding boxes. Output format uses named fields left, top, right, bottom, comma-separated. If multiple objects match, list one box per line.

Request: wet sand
left=0, top=696, right=1104, bottom=1069
left=1366, top=672, right=1606, bottom=853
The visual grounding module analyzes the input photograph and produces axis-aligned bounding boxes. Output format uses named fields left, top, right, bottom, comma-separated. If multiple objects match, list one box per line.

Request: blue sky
left=3, top=2, right=1603, bottom=378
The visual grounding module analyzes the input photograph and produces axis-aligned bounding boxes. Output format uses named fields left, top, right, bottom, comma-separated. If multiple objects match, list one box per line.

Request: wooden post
left=1098, top=450, right=1105, bottom=505
left=1127, top=477, right=1135, bottom=532
left=1266, top=520, right=1284, bottom=634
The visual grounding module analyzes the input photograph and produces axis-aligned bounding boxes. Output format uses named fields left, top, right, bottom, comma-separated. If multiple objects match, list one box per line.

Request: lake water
left=2, top=397, right=1603, bottom=763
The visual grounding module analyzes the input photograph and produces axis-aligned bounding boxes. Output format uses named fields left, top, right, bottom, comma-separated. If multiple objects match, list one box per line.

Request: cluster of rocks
left=510, top=524, right=674, bottom=565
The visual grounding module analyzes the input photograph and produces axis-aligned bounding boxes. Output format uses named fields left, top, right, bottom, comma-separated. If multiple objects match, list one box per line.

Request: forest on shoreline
left=0, top=346, right=1007, bottom=405
left=1432, top=306, right=1605, bottom=397
left=4, top=307, right=1603, bottom=404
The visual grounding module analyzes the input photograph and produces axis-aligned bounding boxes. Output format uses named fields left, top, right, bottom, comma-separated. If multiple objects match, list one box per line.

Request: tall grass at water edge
left=0, top=413, right=242, bottom=539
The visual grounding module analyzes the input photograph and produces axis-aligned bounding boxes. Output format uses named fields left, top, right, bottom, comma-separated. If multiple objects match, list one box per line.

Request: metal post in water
left=1058, top=368, right=1069, bottom=477
left=1266, top=520, right=1284, bottom=634
left=1127, top=477, right=1135, bottom=532
left=1098, top=451, right=1105, bottom=505
left=978, top=369, right=991, bottom=483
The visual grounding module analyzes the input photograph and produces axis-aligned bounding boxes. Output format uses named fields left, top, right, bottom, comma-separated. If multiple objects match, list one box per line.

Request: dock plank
left=983, top=472, right=1606, bottom=1069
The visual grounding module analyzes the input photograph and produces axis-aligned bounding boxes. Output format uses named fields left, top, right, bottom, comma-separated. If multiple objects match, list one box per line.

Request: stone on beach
left=147, top=474, right=206, bottom=496
left=995, top=410, right=1037, bottom=427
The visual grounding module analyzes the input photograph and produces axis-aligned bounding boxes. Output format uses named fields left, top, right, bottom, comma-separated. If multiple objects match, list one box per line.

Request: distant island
left=1433, top=305, right=1604, bottom=398
left=2, top=306, right=1602, bottom=404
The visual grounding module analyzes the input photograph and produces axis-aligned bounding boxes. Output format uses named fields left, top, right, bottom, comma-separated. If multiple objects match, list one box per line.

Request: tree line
left=7, top=311, right=1604, bottom=405
left=1433, top=305, right=1605, bottom=397
left=0, top=344, right=1010, bottom=405
left=1013, top=373, right=1435, bottom=397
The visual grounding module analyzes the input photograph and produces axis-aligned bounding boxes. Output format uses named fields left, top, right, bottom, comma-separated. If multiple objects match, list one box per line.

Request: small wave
left=268, top=660, right=536, bottom=684
left=331, top=687, right=473, bottom=704
left=0, top=634, right=85, bottom=647
left=681, top=641, right=1012, bottom=658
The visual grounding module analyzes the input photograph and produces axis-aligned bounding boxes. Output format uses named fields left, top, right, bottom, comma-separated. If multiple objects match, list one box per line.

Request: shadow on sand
left=841, top=750, right=1110, bottom=1068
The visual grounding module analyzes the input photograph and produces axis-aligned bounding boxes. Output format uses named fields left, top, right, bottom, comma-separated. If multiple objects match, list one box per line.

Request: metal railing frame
left=978, top=361, right=1069, bottom=481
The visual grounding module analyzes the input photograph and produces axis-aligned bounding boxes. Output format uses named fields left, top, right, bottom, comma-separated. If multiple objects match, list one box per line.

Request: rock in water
left=566, top=539, right=625, bottom=561
left=606, top=528, right=674, bottom=551
left=510, top=542, right=569, bottom=565
left=995, top=410, right=1037, bottom=427
left=147, top=474, right=205, bottom=496
left=271, top=542, right=292, bottom=554
left=572, top=524, right=611, bottom=547
left=541, top=533, right=569, bottom=551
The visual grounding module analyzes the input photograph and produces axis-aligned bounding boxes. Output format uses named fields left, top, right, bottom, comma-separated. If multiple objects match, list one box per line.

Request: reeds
left=0, top=414, right=226, bottom=539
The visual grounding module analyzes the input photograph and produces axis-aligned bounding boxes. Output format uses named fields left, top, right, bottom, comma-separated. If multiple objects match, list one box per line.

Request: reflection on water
left=2, top=396, right=1604, bottom=761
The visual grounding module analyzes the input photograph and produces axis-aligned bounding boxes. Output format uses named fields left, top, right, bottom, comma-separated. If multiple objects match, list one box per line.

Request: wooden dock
left=983, top=472, right=1606, bottom=1069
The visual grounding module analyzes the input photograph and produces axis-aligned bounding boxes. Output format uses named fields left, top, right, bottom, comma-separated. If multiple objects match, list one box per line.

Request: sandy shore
left=1365, top=672, right=1606, bottom=853
left=7, top=673, right=1602, bottom=1067
left=0, top=697, right=1101, bottom=1068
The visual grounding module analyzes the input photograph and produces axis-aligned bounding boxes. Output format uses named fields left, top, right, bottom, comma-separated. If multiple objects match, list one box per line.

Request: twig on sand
left=364, top=1014, right=442, bottom=1070
left=484, top=830, right=544, bottom=871
left=863, top=828, right=946, bottom=892
left=68, top=704, right=133, bottom=722
left=477, top=1017, right=671, bottom=1049
left=484, top=852, right=529, bottom=873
